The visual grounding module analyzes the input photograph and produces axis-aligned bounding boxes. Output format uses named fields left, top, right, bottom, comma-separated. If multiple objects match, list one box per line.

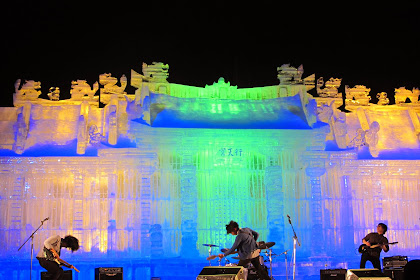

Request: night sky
left=1, top=2, right=419, bottom=107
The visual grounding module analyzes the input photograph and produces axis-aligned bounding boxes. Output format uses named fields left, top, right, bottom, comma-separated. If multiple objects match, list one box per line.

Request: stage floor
left=3, top=254, right=416, bottom=280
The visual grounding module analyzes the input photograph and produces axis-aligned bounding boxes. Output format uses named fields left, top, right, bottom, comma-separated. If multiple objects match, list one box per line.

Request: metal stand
left=287, top=215, right=300, bottom=280
left=277, top=250, right=289, bottom=280
left=208, top=246, right=212, bottom=266
left=292, top=237, right=298, bottom=280
left=18, top=217, right=49, bottom=280
left=265, top=249, right=275, bottom=279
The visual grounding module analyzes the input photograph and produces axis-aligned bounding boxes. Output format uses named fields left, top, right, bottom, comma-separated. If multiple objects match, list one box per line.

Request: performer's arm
left=223, top=234, right=242, bottom=256
left=250, top=228, right=259, bottom=241
left=381, top=237, right=389, bottom=252
left=362, top=233, right=371, bottom=247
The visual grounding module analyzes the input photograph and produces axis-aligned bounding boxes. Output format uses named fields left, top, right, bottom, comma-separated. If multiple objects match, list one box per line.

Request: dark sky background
left=1, top=2, right=419, bottom=107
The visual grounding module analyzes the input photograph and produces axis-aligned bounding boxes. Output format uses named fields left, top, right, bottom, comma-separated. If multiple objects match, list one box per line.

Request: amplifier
left=41, top=270, right=72, bottom=280
left=320, top=268, right=346, bottom=280
left=196, top=266, right=245, bottom=280
left=95, top=267, right=123, bottom=280
left=383, top=256, right=408, bottom=268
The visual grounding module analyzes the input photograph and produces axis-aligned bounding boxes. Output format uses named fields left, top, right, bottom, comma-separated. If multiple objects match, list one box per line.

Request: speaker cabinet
left=95, top=267, right=123, bottom=280
left=41, top=270, right=72, bottom=280
left=320, top=269, right=346, bottom=280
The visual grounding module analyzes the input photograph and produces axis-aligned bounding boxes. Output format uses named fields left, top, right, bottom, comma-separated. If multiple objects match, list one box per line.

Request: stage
left=5, top=254, right=419, bottom=280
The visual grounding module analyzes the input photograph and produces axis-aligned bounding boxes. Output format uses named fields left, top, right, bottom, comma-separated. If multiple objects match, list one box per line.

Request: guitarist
left=360, top=223, right=389, bottom=270
left=217, top=221, right=270, bottom=280
left=36, top=235, right=80, bottom=280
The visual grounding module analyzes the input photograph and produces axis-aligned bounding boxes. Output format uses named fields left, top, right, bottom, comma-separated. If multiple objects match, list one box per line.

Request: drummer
left=218, top=221, right=271, bottom=280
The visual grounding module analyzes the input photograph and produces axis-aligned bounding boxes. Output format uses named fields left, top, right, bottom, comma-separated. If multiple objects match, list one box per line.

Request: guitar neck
left=370, top=242, right=397, bottom=249
left=56, top=257, right=80, bottom=273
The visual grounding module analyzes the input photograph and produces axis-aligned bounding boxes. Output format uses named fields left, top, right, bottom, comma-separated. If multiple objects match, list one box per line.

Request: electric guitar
left=44, top=247, right=80, bottom=273
left=358, top=242, right=398, bottom=254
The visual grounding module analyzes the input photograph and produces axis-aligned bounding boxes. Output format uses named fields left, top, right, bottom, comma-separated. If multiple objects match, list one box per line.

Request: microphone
left=287, top=215, right=292, bottom=224
left=41, top=217, right=49, bottom=223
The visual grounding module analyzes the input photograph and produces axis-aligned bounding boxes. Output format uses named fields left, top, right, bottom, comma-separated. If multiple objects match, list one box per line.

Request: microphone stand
left=287, top=215, right=300, bottom=280
left=18, top=218, right=49, bottom=280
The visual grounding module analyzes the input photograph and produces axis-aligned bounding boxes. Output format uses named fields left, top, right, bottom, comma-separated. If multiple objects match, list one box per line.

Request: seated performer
left=36, top=235, right=80, bottom=280
left=360, top=223, right=389, bottom=270
left=218, top=221, right=270, bottom=280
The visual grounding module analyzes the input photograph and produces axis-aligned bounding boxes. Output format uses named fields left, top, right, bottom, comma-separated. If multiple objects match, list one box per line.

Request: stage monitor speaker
left=320, top=268, right=346, bottom=280
left=383, top=268, right=404, bottom=280
left=404, top=260, right=420, bottom=280
left=95, top=267, right=123, bottom=280
left=346, top=269, right=391, bottom=280
left=196, top=266, right=245, bottom=280
left=41, top=270, right=72, bottom=280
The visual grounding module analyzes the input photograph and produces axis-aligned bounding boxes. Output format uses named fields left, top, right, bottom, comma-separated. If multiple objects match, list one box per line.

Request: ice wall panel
left=0, top=126, right=419, bottom=276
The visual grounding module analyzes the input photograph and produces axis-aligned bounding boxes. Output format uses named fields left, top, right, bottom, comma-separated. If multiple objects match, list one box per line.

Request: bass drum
left=247, top=256, right=269, bottom=280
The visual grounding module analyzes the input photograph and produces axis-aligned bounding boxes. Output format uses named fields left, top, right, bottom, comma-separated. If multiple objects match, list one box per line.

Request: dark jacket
left=223, top=227, right=259, bottom=260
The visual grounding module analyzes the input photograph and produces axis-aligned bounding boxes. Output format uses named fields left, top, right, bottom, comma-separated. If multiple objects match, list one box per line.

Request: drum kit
left=203, top=241, right=284, bottom=280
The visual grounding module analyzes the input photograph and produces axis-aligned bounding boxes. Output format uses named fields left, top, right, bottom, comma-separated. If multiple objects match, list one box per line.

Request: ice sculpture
left=70, top=80, right=99, bottom=101
left=277, top=64, right=304, bottom=84
left=14, top=79, right=42, bottom=101
left=376, top=92, right=389, bottom=105
left=316, top=77, right=342, bottom=98
left=0, top=61, right=420, bottom=280
left=345, top=85, right=371, bottom=106
left=395, top=87, right=420, bottom=104
left=47, top=87, right=60, bottom=101
left=99, top=73, right=128, bottom=104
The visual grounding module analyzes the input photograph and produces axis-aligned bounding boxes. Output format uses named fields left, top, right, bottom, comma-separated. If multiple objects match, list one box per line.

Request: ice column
left=265, top=165, right=284, bottom=250
left=180, top=148, right=199, bottom=258
left=305, top=165, right=326, bottom=257
left=372, top=179, right=383, bottom=224
left=341, top=176, right=355, bottom=251
left=11, top=167, right=24, bottom=235
left=72, top=170, right=84, bottom=244
left=140, top=175, right=152, bottom=257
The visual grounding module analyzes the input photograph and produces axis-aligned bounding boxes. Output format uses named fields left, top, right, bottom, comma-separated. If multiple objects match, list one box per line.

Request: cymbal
left=221, top=248, right=228, bottom=253
left=202, top=244, right=219, bottom=247
left=258, top=242, right=276, bottom=249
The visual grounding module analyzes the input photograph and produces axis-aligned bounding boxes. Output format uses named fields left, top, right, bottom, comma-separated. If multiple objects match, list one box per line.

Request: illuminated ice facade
left=1, top=63, right=420, bottom=279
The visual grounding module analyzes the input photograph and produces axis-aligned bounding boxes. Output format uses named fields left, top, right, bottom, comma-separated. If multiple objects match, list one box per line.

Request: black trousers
left=360, top=253, right=381, bottom=270
left=238, top=256, right=271, bottom=280
left=37, top=257, right=64, bottom=280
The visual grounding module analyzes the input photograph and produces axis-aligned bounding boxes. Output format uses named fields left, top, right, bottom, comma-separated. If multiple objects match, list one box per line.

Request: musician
left=360, top=223, right=389, bottom=270
left=36, top=235, right=79, bottom=280
left=218, top=221, right=270, bottom=280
